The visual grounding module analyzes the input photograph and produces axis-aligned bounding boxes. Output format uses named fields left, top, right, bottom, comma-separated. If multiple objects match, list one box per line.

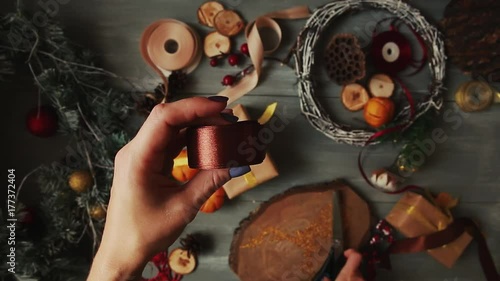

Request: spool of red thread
left=371, top=30, right=413, bottom=74
left=186, top=121, right=266, bottom=169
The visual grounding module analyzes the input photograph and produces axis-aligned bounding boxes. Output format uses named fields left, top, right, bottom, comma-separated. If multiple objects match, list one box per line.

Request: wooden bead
left=168, top=248, right=197, bottom=275
left=214, top=10, right=244, bottom=37
left=204, top=31, right=231, bottom=58
left=341, top=83, right=370, bottom=111
left=369, top=74, right=395, bottom=98
left=197, top=1, right=225, bottom=27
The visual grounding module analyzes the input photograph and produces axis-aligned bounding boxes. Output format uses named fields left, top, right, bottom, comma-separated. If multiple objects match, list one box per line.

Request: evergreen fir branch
left=1, top=7, right=137, bottom=280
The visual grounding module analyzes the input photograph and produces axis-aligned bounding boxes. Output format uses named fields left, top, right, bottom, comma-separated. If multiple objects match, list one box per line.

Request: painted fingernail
left=208, top=96, right=229, bottom=103
left=221, top=108, right=233, bottom=115
left=221, top=113, right=239, bottom=123
left=229, top=166, right=251, bottom=178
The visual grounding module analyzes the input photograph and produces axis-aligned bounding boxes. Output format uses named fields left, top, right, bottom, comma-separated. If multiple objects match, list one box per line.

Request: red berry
left=376, top=220, right=387, bottom=230
left=240, top=43, right=249, bottom=56
left=370, top=234, right=381, bottom=245
left=228, top=54, right=240, bottom=66
left=381, top=225, right=392, bottom=236
left=387, top=235, right=395, bottom=243
left=222, top=75, right=235, bottom=86
left=26, top=105, right=59, bottom=137
left=209, top=58, right=218, bottom=67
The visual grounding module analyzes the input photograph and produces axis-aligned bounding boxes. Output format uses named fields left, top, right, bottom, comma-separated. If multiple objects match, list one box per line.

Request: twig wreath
left=293, top=0, right=446, bottom=146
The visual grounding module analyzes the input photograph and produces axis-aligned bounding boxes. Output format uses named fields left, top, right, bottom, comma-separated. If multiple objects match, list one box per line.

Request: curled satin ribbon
left=217, top=6, right=310, bottom=105
left=382, top=218, right=500, bottom=281
left=186, top=121, right=266, bottom=169
left=140, top=19, right=202, bottom=98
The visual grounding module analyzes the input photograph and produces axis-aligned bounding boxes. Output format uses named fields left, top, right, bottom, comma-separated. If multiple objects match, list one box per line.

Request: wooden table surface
left=3, top=0, right=499, bottom=280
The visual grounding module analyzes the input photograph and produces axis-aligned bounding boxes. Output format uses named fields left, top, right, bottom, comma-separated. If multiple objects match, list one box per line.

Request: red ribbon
left=382, top=218, right=500, bottom=281
left=358, top=78, right=420, bottom=194
left=359, top=17, right=428, bottom=194
left=142, top=251, right=183, bottom=281
left=186, top=121, right=267, bottom=169
left=371, top=18, right=428, bottom=76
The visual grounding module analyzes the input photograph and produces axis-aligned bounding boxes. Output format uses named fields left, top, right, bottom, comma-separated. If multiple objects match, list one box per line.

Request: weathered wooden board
left=2, top=0, right=499, bottom=280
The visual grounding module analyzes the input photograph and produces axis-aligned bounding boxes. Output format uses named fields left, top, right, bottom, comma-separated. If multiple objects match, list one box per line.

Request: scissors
left=313, top=191, right=346, bottom=281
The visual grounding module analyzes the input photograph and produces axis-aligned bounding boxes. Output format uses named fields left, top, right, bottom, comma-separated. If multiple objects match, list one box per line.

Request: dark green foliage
left=1, top=7, right=134, bottom=280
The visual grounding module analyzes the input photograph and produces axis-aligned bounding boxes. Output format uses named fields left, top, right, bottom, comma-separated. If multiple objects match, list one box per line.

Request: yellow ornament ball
left=68, top=170, right=93, bottom=193
left=90, top=205, right=107, bottom=220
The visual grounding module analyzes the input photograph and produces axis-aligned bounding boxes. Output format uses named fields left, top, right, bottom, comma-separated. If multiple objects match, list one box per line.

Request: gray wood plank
left=19, top=0, right=479, bottom=101
left=206, top=95, right=500, bottom=204
left=3, top=0, right=500, bottom=280
left=172, top=201, right=500, bottom=281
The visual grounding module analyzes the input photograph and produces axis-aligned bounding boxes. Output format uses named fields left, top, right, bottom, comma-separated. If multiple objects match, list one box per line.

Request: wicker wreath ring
left=293, top=0, right=446, bottom=146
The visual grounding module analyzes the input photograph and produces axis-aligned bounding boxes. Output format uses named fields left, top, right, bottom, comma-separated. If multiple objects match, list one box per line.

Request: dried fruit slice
left=214, top=10, right=245, bottom=37
left=168, top=248, right=197, bottom=275
left=369, top=74, right=394, bottom=98
left=204, top=31, right=231, bottom=57
left=197, top=1, right=225, bottom=27
left=341, top=83, right=370, bottom=111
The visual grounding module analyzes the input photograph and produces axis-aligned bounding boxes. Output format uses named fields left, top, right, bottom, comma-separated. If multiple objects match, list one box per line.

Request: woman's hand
left=88, top=96, right=249, bottom=281
left=323, top=249, right=365, bottom=281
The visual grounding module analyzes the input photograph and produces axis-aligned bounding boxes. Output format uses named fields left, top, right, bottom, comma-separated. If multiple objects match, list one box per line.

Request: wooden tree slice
left=229, top=181, right=371, bottom=281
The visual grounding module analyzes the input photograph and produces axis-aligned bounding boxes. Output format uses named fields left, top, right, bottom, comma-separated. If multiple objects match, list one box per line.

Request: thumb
left=181, top=169, right=232, bottom=209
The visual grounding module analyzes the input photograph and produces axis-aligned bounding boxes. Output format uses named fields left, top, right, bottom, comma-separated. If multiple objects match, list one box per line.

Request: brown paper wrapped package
left=223, top=104, right=279, bottom=199
left=386, top=192, right=473, bottom=268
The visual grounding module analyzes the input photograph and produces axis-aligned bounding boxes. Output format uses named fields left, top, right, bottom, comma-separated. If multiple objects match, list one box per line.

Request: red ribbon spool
left=371, top=30, right=413, bottom=74
left=186, top=121, right=266, bottom=169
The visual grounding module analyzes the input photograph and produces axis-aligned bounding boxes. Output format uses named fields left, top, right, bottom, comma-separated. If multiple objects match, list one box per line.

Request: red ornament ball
left=209, top=57, right=219, bottom=67
left=240, top=43, right=249, bottom=56
left=26, top=106, right=58, bottom=137
left=227, top=54, right=240, bottom=66
left=20, top=207, right=35, bottom=224
left=221, top=75, right=236, bottom=86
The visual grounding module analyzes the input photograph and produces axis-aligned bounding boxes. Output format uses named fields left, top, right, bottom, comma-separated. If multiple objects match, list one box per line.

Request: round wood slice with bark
left=441, top=0, right=500, bottom=82
left=229, top=181, right=372, bottom=281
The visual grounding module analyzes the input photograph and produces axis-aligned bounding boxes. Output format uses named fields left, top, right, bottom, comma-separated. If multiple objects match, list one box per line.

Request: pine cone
left=168, top=71, right=189, bottom=101
left=180, top=234, right=201, bottom=258
left=136, top=84, right=165, bottom=115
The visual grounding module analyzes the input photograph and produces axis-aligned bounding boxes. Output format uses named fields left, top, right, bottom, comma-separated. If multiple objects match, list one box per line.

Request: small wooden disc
left=341, top=83, right=370, bottom=111
left=197, top=1, right=225, bottom=27
left=369, top=74, right=395, bottom=98
left=168, top=248, right=197, bottom=275
left=204, top=31, right=231, bottom=57
left=214, top=10, right=245, bottom=37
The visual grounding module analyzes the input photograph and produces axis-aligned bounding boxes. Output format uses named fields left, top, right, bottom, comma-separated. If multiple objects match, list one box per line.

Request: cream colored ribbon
left=217, top=6, right=311, bottom=105
left=140, top=19, right=202, bottom=98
